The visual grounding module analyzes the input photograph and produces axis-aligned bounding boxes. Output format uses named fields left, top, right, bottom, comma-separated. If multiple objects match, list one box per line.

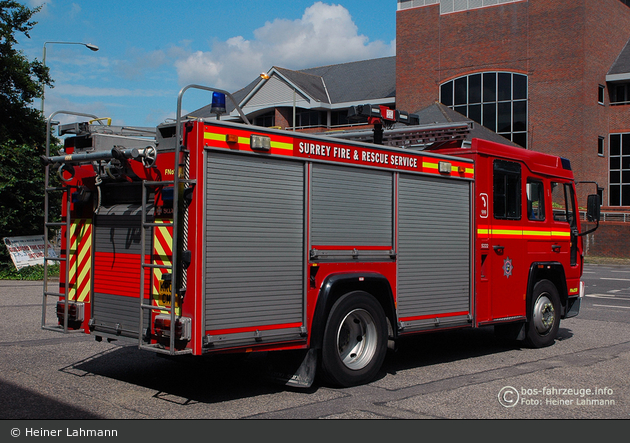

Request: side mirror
left=587, top=194, right=600, bottom=222
left=579, top=194, right=600, bottom=236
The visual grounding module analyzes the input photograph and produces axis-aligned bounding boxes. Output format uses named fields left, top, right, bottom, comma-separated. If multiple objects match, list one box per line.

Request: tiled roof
left=608, top=37, right=630, bottom=78
left=191, top=56, right=395, bottom=118
left=414, top=102, right=520, bottom=146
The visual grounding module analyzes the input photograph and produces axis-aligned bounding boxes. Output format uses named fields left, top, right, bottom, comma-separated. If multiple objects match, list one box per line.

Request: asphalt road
left=0, top=264, right=628, bottom=424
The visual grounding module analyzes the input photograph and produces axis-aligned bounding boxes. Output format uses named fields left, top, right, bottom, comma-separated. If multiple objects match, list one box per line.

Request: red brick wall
left=396, top=0, right=630, bottom=209
left=584, top=222, right=630, bottom=258
left=275, top=108, right=292, bottom=129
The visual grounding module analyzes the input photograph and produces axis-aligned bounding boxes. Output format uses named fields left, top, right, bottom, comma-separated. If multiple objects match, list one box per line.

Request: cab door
left=550, top=181, right=578, bottom=272
left=489, top=159, right=527, bottom=320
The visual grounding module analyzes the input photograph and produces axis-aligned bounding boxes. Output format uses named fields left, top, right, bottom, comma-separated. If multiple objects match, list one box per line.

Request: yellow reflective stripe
left=522, top=230, right=552, bottom=237
left=204, top=132, right=225, bottom=142
left=551, top=231, right=571, bottom=237
left=478, top=227, right=571, bottom=239
left=271, top=140, right=293, bottom=151
left=205, top=132, right=293, bottom=151
left=423, top=161, right=438, bottom=170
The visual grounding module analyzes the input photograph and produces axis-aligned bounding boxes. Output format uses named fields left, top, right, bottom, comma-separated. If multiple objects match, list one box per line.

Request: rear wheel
left=524, top=280, right=561, bottom=348
left=320, top=291, right=388, bottom=387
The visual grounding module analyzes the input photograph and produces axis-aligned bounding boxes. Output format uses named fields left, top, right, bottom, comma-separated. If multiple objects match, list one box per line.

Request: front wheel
left=320, top=291, right=388, bottom=387
left=524, top=280, right=561, bottom=348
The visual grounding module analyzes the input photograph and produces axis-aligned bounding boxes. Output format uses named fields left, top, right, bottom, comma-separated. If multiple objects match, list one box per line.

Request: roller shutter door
left=204, top=153, right=305, bottom=344
left=397, top=174, right=471, bottom=327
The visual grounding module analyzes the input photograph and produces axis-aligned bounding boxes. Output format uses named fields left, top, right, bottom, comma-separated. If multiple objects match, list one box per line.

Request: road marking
left=600, top=277, right=630, bottom=282
left=593, top=304, right=630, bottom=309
left=586, top=293, right=630, bottom=300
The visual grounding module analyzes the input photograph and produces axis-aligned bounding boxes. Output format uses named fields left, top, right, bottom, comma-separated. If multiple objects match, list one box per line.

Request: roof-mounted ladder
left=326, top=121, right=472, bottom=149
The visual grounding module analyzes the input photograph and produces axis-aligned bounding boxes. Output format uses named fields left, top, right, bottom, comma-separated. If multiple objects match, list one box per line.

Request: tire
left=524, top=280, right=561, bottom=348
left=320, top=291, right=388, bottom=387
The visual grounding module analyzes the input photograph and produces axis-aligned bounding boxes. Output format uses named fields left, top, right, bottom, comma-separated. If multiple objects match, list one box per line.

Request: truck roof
left=429, top=137, right=575, bottom=181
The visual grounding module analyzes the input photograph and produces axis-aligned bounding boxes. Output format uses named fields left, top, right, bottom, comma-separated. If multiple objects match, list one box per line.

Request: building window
left=441, top=72, right=528, bottom=148
left=609, top=133, right=630, bottom=206
left=254, top=111, right=275, bottom=127
left=610, top=82, right=630, bottom=105
left=398, top=0, right=525, bottom=14
left=295, top=110, right=326, bottom=128
left=598, top=136, right=605, bottom=156
left=598, top=85, right=605, bottom=105
left=330, top=110, right=349, bottom=127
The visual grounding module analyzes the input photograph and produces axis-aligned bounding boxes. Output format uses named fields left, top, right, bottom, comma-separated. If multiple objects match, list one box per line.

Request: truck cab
left=430, top=138, right=595, bottom=346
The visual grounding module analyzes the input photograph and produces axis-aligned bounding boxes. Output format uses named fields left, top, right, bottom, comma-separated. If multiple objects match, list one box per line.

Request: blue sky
left=17, top=0, right=397, bottom=127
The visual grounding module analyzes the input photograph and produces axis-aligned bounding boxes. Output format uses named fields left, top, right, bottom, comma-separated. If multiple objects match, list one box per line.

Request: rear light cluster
left=56, top=301, right=84, bottom=326
left=154, top=315, right=191, bottom=341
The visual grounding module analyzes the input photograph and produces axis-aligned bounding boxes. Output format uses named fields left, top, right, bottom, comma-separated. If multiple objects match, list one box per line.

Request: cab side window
left=551, top=182, right=568, bottom=222
left=526, top=180, right=545, bottom=221
left=494, top=160, right=521, bottom=220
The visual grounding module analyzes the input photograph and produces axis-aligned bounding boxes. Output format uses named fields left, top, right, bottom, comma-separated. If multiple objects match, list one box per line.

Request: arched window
left=440, top=72, right=528, bottom=148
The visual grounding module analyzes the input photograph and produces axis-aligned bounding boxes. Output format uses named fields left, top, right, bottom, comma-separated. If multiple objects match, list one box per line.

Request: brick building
left=397, top=0, right=630, bottom=209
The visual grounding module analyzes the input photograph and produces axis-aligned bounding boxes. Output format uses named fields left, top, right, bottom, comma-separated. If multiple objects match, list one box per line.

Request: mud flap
left=266, top=349, right=318, bottom=388
left=565, top=297, right=581, bottom=319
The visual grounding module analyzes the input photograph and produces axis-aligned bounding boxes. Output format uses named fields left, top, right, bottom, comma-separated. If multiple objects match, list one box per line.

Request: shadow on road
left=0, top=379, right=101, bottom=419
left=58, top=325, right=576, bottom=404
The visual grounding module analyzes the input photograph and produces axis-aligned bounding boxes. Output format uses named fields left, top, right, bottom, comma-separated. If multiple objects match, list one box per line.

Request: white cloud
left=54, top=84, right=171, bottom=98
left=174, top=2, right=395, bottom=91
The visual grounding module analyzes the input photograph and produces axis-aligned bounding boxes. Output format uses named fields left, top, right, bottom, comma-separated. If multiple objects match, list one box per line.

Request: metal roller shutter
left=92, top=203, right=151, bottom=338
left=397, top=174, right=471, bottom=322
left=311, top=163, right=393, bottom=247
left=205, top=153, right=305, bottom=337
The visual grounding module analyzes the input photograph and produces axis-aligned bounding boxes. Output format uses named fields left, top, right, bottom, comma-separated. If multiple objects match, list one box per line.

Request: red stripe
left=207, top=322, right=302, bottom=336
left=311, top=245, right=392, bottom=251
left=93, top=252, right=152, bottom=297
left=400, top=311, right=469, bottom=323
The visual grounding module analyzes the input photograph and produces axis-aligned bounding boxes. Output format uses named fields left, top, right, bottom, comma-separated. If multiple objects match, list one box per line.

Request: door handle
left=493, top=245, right=504, bottom=254
left=552, top=244, right=561, bottom=253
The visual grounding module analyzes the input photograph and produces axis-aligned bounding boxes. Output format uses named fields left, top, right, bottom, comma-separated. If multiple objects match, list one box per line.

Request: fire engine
left=41, top=85, right=601, bottom=388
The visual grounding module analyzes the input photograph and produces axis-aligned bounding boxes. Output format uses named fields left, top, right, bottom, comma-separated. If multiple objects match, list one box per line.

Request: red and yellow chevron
left=68, top=219, right=92, bottom=303
left=151, top=219, right=178, bottom=314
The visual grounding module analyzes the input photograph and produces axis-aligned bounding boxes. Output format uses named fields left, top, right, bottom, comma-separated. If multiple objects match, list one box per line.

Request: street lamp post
left=41, top=41, right=99, bottom=114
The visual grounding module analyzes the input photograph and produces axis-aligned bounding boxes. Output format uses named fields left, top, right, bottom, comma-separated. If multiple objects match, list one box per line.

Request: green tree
left=1, top=1, right=54, bottom=270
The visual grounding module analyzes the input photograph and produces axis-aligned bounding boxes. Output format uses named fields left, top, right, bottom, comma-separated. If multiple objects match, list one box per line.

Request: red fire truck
left=41, top=85, right=600, bottom=388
